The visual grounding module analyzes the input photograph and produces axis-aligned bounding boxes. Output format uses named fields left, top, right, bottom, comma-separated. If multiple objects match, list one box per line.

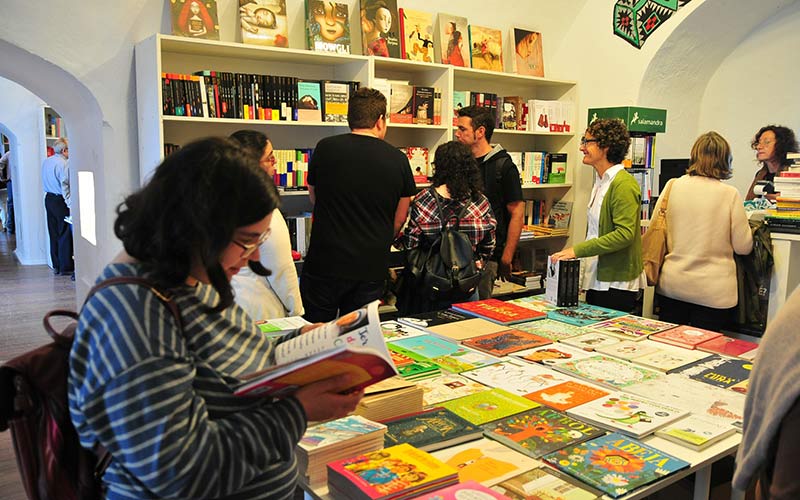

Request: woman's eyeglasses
left=580, top=138, right=599, bottom=147
left=231, top=228, right=271, bottom=258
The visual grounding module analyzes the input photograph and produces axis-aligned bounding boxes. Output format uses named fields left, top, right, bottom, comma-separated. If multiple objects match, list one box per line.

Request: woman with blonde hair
left=654, top=131, right=753, bottom=331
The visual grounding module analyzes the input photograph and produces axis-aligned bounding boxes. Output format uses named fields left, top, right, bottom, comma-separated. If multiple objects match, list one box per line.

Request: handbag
left=642, top=179, right=674, bottom=286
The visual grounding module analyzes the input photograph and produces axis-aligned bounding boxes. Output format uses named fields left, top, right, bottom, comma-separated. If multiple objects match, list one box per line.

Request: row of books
left=273, top=149, right=312, bottom=189
left=373, top=79, right=443, bottom=126
left=629, top=168, right=653, bottom=222
left=45, top=112, right=65, bottom=138
left=286, top=214, right=312, bottom=257
left=626, top=134, right=657, bottom=169
left=502, top=98, right=575, bottom=134
left=521, top=199, right=572, bottom=229
left=506, top=151, right=567, bottom=185
left=545, top=258, right=580, bottom=307
left=161, top=71, right=359, bottom=123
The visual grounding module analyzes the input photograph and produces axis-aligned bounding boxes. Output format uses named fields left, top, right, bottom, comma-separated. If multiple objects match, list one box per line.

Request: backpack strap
left=431, top=187, right=468, bottom=232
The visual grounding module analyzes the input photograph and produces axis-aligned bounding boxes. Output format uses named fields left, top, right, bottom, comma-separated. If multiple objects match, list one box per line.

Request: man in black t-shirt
left=301, top=88, right=416, bottom=322
left=456, top=106, right=524, bottom=299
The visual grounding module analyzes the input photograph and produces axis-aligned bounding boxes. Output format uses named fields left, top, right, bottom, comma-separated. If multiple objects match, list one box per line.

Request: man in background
left=41, top=138, right=73, bottom=276
left=0, top=148, right=13, bottom=234
left=456, top=105, right=524, bottom=299
left=301, top=88, right=416, bottom=321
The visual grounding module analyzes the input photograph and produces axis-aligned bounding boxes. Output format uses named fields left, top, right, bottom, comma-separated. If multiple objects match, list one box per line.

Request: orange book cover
left=525, top=380, right=609, bottom=411
left=452, top=299, right=546, bottom=325
left=462, top=329, right=551, bottom=356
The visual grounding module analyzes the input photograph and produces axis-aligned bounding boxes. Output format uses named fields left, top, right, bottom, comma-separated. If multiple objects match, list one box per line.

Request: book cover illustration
left=461, top=329, right=552, bottom=356
left=437, top=13, right=470, bottom=67
left=396, top=360, right=441, bottom=381
left=360, top=0, right=401, bottom=58
left=596, top=340, right=663, bottom=362
left=390, top=349, right=416, bottom=368
left=552, top=355, right=662, bottom=390
left=696, top=335, right=760, bottom=358
left=452, top=299, right=547, bottom=325
left=650, top=325, right=723, bottom=349
left=567, top=392, right=688, bottom=439
left=431, top=438, right=540, bottom=486
left=398, top=309, right=471, bottom=330
left=416, top=374, right=488, bottom=407
left=626, top=374, right=745, bottom=427
left=512, top=343, right=596, bottom=367
left=405, top=146, right=429, bottom=182
left=675, top=355, right=753, bottom=389
left=240, top=0, right=289, bottom=47
left=511, top=28, right=543, bottom=77
left=547, top=304, right=626, bottom=327
left=388, top=82, right=414, bottom=124
left=655, top=415, right=737, bottom=451
left=492, top=467, right=601, bottom=500
left=305, top=0, right=351, bottom=54
left=412, top=86, right=434, bottom=125
left=440, top=388, right=539, bottom=426
left=590, top=315, right=677, bottom=342
left=506, top=295, right=559, bottom=314
left=460, top=360, right=573, bottom=397
left=322, top=81, right=350, bottom=122
left=526, top=380, right=610, bottom=412
left=389, top=334, right=502, bottom=373
left=417, top=480, right=512, bottom=500
left=543, top=433, right=690, bottom=498
left=327, top=443, right=458, bottom=498
left=483, top=406, right=605, bottom=458
left=468, top=25, right=503, bottom=71
left=427, top=317, right=507, bottom=341
left=631, top=348, right=713, bottom=374
left=513, top=318, right=586, bottom=342
left=379, top=320, right=426, bottom=341
left=296, top=80, right=322, bottom=122
left=561, top=332, right=622, bottom=351
left=548, top=200, right=573, bottom=229
left=399, top=8, right=434, bottom=62
left=171, top=0, right=220, bottom=40
left=299, top=415, right=386, bottom=451
left=383, top=407, right=483, bottom=452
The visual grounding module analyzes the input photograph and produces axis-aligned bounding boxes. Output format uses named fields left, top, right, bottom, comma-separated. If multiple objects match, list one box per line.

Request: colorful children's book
left=590, top=315, right=677, bottom=342
left=492, top=467, right=602, bottom=500
left=511, top=28, right=544, bottom=77
left=234, top=301, right=397, bottom=397
left=650, top=325, right=723, bottom=349
left=327, top=443, right=459, bottom=499
left=431, top=438, right=540, bottom=486
left=483, top=406, right=605, bottom=458
left=655, top=415, right=738, bottom=451
left=360, top=0, right=401, bottom=58
left=631, top=348, right=713, bottom=374
left=383, top=407, right=483, bottom=452
left=596, top=340, right=662, bottom=361
left=380, top=320, right=427, bottom=341
left=305, top=0, right=351, bottom=54
left=404, top=146, right=430, bottom=182
left=551, top=355, right=663, bottom=390
left=440, top=388, right=539, bottom=426
left=525, top=380, right=610, bottom=411
left=513, top=318, right=587, bottom=341
left=399, top=8, right=434, bottom=62
left=437, top=13, right=470, bottom=67
left=170, top=0, right=220, bottom=40
left=696, top=335, right=760, bottom=358
left=452, top=299, right=547, bottom=325
left=543, top=433, right=690, bottom=498
left=396, top=359, right=441, bottom=381
left=417, top=373, right=489, bottom=407
left=675, top=355, right=754, bottom=389
left=547, top=304, right=626, bottom=327
left=398, top=309, right=471, bottom=330
left=511, top=343, right=596, bottom=366
left=506, top=295, right=559, bottom=314
left=417, top=481, right=512, bottom=500
left=560, top=332, right=622, bottom=351
left=461, top=329, right=552, bottom=356
left=426, top=317, right=507, bottom=341
left=296, top=80, right=323, bottom=122
left=389, top=334, right=502, bottom=373
left=567, top=391, right=688, bottom=439
left=468, top=25, right=504, bottom=71
left=460, top=360, right=574, bottom=396
left=240, top=0, right=289, bottom=47
left=299, top=415, right=387, bottom=452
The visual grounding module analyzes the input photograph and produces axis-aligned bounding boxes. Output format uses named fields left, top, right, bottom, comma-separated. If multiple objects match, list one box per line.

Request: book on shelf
left=546, top=152, right=568, bottom=184
left=590, top=315, right=677, bottom=342
left=327, top=443, right=459, bottom=500
left=461, top=329, right=552, bottom=356
left=650, top=325, right=723, bottom=349
left=388, top=334, right=502, bottom=374
left=696, top=335, right=760, bottom=358
left=674, top=355, right=753, bottom=389
left=239, top=0, right=288, bottom=47
left=544, top=257, right=579, bottom=307
left=451, top=299, right=547, bottom=325
left=296, top=80, right=322, bottom=122
left=655, top=414, right=738, bottom=451
left=511, top=343, right=596, bottom=367
left=234, top=300, right=397, bottom=397
left=359, top=0, right=401, bottom=58
left=437, top=13, right=470, bottom=67
left=254, top=315, right=310, bottom=337
left=170, top=0, right=220, bottom=40
left=388, top=81, right=414, bottom=124
left=401, top=146, right=429, bottom=183
left=322, top=80, right=351, bottom=122
left=547, top=200, right=573, bottom=229
left=511, top=28, right=544, bottom=77
left=412, top=86, right=435, bottom=125
left=452, top=90, right=470, bottom=126
left=501, top=96, right=524, bottom=130
left=460, top=360, right=574, bottom=397
left=547, top=303, right=627, bottom=327
left=397, top=308, right=472, bottom=330
left=305, top=0, right=351, bottom=54
left=468, top=25, right=504, bottom=71
left=426, top=317, right=507, bottom=341
left=399, top=8, right=434, bottom=62
left=560, top=332, right=622, bottom=351
left=525, top=380, right=610, bottom=411
left=418, top=480, right=512, bottom=500
left=440, top=388, right=539, bottom=426
left=566, top=391, right=688, bottom=439
left=353, top=377, right=424, bottom=422
left=552, top=354, right=663, bottom=390
left=492, top=467, right=602, bottom=500
left=382, top=407, right=483, bottom=452
left=431, top=437, right=540, bottom=486
left=543, top=433, right=690, bottom=498
left=417, top=373, right=489, bottom=407
left=484, top=406, right=605, bottom=458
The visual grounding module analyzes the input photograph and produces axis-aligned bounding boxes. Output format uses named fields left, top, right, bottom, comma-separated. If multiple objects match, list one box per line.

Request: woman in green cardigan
left=551, top=118, right=644, bottom=313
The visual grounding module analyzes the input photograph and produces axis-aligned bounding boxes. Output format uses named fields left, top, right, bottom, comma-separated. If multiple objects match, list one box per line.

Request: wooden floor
left=0, top=231, right=76, bottom=499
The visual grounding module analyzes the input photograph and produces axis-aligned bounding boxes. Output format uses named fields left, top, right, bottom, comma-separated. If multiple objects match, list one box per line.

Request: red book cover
left=452, top=299, right=546, bottom=325
left=651, top=325, right=723, bottom=349
left=696, top=336, right=759, bottom=358
left=461, top=329, right=551, bottom=356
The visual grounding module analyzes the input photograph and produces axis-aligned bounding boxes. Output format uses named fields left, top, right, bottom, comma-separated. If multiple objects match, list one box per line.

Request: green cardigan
left=574, top=169, right=643, bottom=282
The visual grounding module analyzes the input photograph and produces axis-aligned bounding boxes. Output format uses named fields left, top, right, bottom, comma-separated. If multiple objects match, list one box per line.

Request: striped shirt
left=399, top=188, right=496, bottom=260
left=68, top=263, right=307, bottom=499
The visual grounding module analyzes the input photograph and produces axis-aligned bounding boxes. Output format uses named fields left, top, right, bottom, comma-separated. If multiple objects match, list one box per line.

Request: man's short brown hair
left=348, top=87, right=386, bottom=129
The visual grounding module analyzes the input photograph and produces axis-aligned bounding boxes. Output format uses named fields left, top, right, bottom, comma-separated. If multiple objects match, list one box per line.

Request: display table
left=768, top=232, right=800, bottom=324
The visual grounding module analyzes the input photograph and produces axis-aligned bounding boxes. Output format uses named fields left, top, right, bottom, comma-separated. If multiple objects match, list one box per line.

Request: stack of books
left=354, top=377, right=425, bottom=422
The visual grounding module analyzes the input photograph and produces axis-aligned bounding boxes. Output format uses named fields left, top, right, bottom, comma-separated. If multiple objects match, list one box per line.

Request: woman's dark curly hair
left=586, top=118, right=631, bottom=165
left=114, top=137, right=280, bottom=311
left=751, top=125, right=799, bottom=168
left=431, top=141, right=483, bottom=201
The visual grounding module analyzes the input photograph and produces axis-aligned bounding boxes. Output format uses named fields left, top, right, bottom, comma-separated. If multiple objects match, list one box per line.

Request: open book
left=234, top=301, right=398, bottom=398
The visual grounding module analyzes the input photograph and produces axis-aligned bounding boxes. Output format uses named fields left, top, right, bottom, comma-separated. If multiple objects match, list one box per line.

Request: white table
left=768, top=232, right=800, bottom=324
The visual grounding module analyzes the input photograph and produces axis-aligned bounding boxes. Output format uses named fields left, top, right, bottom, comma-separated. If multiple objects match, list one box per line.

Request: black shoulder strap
left=431, top=188, right=462, bottom=232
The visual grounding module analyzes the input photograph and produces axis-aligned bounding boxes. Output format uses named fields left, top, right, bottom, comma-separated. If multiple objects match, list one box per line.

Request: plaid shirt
left=398, top=188, right=496, bottom=260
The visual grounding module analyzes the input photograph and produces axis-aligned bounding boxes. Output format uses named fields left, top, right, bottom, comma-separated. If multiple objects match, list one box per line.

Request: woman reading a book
left=551, top=118, right=644, bottom=313
left=68, top=137, right=362, bottom=500
left=745, top=125, right=799, bottom=200
left=652, top=132, right=752, bottom=332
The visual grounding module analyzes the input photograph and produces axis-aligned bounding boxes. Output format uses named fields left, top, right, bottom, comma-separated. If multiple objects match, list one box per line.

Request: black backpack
left=421, top=189, right=483, bottom=300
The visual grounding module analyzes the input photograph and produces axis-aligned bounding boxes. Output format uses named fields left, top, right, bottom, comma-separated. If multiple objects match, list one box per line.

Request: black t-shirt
left=305, top=133, right=416, bottom=281
left=480, top=150, right=523, bottom=259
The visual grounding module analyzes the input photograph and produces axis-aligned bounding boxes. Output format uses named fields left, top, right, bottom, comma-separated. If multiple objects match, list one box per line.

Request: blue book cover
left=674, top=355, right=753, bottom=389
left=547, top=304, right=627, bottom=327
left=389, top=335, right=502, bottom=373
left=543, top=432, right=690, bottom=498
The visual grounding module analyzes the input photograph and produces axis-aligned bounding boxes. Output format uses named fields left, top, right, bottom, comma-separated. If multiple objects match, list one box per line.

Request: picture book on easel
left=170, top=0, right=220, bottom=40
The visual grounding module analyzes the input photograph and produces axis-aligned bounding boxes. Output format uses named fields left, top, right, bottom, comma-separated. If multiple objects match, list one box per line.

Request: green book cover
left=441, top=388, right=538, bottom=425
left=383, top=407, right=483, bottom=452
left=398, top=360, right=441, bottom=380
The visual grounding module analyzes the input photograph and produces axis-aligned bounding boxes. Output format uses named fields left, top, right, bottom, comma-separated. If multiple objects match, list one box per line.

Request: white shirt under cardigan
left=655, top=174, right=753, bottom=309
left=582, top=164, right=646, bottom=292
left=231, top=210, right=304, bottom=320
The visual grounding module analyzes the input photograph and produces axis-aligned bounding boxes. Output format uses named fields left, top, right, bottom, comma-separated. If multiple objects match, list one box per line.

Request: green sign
left=587, top=106, right=667, bottom=134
